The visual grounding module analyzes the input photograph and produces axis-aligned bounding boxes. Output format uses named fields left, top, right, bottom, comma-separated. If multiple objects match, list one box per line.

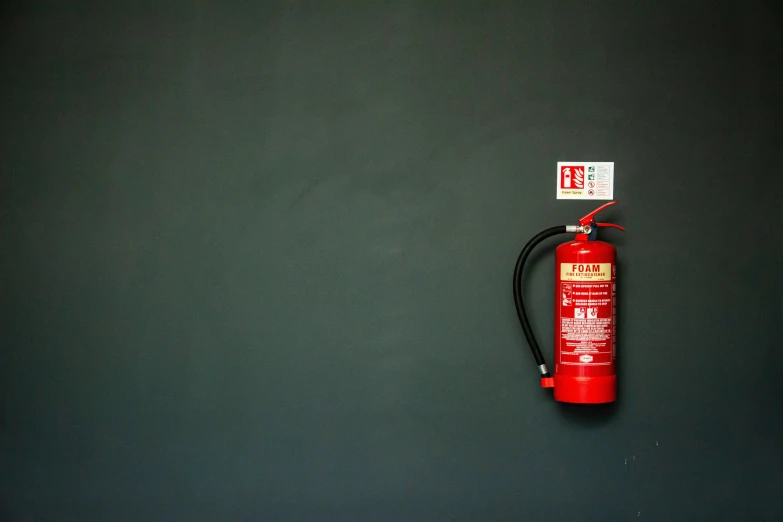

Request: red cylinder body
left=553, top=238, right=617, bottom=403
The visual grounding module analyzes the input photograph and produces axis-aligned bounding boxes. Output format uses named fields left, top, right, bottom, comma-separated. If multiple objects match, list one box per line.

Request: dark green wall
left=2, top=2, right=781, bottom=520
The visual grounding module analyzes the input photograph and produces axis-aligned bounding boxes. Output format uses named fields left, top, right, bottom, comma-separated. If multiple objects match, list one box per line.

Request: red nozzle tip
left=541, top=377, right=555, bottom=388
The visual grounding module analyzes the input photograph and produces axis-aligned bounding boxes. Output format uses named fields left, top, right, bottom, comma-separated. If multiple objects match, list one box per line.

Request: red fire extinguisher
left=513, top=201, right=624, bottom=403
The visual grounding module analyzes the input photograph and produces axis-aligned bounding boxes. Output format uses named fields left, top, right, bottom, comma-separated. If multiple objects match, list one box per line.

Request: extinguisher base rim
left=553, top=374, right=617, bottom=404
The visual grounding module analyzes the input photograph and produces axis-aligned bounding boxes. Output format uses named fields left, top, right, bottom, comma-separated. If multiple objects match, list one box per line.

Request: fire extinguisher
left=513, top=201, right=624, bottom=403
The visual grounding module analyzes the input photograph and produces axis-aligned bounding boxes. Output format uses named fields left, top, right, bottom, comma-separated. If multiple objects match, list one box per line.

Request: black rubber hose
left=513, top=226, right=569, bottom=378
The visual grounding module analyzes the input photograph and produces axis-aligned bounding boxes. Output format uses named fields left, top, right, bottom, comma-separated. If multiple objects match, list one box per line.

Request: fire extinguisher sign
left=556, top=162, right=614, bottom=200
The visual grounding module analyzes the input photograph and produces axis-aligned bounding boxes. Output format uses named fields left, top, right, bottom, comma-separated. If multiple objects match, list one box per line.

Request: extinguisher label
left=560, top=263, right=612, bottom=281
left=559, top=266, right=614, bottom=365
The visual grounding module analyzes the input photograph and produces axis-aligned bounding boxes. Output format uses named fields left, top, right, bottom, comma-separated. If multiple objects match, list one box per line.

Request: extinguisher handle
left=596, top=222, right=625, bottom=231
left=579, top=200, right=618, bottom=226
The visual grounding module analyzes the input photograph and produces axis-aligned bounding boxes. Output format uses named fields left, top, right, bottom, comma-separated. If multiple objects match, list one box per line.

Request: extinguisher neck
left=569, top=224, right=592, bottom=241
left=574, top=201, right=625, bottom=241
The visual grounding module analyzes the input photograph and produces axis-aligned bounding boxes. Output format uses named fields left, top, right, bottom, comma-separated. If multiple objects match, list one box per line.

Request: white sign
left=556, top=162, right=614, bottom=200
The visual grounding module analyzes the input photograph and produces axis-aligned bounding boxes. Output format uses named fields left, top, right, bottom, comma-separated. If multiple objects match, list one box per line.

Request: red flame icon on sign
left=573, top=167, right=584, bottom=188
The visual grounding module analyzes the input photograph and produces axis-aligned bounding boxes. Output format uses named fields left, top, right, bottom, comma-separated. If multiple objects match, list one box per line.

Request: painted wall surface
left=1, top=2, right=781, bottom=520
